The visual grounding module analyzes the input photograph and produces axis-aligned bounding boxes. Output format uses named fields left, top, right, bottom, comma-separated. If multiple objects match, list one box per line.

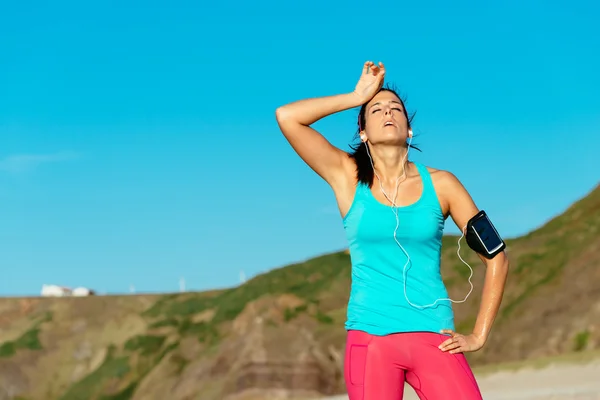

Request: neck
left=367, top=143, right=411, bottom=184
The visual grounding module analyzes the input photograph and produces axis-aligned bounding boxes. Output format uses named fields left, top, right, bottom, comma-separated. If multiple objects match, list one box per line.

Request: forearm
left=276, top=92, right=363, bottom=126
left=472, top=255, right=509, bottom=344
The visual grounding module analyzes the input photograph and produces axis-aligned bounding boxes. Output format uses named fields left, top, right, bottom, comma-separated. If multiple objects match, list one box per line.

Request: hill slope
left=0, top=184, right=598, bottom=400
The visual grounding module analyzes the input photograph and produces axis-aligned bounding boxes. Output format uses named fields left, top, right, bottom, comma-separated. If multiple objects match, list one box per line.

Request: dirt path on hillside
left=321, top=359, right=600, bottom=400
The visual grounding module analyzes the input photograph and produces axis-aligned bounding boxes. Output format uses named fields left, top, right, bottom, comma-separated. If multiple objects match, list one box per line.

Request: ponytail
left=349, top=141, right=374, bottom=186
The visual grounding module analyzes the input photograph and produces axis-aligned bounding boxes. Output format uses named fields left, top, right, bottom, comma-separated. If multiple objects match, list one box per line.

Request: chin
left=372, top=133, right=407, bottom=146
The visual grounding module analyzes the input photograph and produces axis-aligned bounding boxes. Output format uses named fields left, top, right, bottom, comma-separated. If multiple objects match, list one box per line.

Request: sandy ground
left=321, top=359, right=600, bottom=400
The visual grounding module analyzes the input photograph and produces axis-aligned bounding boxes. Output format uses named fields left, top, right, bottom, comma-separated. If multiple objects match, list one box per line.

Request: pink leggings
left=344, top=330, right=483, bottom=400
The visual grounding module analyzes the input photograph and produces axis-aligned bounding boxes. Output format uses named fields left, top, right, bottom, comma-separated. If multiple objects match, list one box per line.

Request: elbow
left=500, top=251, right=510, bottom=271
left=275, top=106, right=291, bottom=123
left=275, top=105, right=303, bottom=126
left=500, top=259, right=510, bottom=278
left=489, top=252, right=510, bottom=277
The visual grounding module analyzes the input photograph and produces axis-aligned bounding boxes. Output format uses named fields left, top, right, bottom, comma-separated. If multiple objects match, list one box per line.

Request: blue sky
left=1, top=1, right=598, bottom=296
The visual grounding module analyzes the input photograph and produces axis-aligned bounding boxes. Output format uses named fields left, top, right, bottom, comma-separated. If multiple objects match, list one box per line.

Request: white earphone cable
left=364, top=132, right=474, bottom=309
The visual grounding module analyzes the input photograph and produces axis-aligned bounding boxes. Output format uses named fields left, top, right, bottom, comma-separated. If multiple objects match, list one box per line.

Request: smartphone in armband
left=465, top=210, right=506, bottom=259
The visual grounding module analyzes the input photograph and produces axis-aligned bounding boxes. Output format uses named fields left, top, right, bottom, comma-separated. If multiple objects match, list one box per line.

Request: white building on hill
left=41, top=284, right=96, bottom=297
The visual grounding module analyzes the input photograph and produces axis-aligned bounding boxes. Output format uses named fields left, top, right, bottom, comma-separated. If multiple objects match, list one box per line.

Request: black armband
left=465, top=210, right=506, bottom=259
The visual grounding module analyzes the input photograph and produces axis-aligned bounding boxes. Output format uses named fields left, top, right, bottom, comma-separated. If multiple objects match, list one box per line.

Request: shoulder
left=422, top=164, right=478, bottom=219
left=423, top=165, right=466, bottom=192
left=422, top=165, right=473, bottom=210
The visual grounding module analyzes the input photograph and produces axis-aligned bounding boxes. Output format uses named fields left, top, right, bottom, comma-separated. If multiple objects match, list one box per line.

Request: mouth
left=383, top=121, right=396, bottom=127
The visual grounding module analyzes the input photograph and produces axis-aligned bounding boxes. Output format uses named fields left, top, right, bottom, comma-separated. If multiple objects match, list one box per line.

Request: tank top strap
left=354, top=180, right=372, bottom=199
left=413, top=162, right=438, bottom=206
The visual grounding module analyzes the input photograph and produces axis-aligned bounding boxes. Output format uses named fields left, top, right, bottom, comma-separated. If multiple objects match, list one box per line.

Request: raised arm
left=275, top=61, right=385, bottom=186
left=436, top=171, right=510, bottom=353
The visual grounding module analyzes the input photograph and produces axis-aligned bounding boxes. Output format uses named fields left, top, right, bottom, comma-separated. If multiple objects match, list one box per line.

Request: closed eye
left=371, top=109, right=381, bottom=114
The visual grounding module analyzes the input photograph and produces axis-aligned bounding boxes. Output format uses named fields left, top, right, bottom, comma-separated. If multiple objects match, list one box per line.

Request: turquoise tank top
left=343, top=162, right=455, bottom=335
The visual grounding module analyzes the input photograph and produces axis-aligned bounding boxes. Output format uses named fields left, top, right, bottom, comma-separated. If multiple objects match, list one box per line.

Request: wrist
left=348, top=91, right=367, bottom=107
left=472, top=331, right=487, bottom=346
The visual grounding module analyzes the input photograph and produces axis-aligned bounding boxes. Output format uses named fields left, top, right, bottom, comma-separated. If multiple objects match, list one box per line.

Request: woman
left=275, top=61, right=509, bottom=400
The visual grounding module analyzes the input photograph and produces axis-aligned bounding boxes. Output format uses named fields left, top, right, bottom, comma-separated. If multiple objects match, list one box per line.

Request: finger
left=371, top=64, right=379, bottom=75
left=449, top=346, right=465, bottom=354
left=362, top=61, right=371, bottom=75
left=439, top=338, right=458, bottom=351
left=379, top=62, right=386, bottom=74
left=440, top=341, right=461, bottom=352
left=447, top=337, right=469, bottom=353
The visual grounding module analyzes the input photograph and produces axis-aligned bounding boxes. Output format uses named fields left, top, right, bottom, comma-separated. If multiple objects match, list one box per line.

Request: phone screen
left=471, top=215, right=503, bottom=252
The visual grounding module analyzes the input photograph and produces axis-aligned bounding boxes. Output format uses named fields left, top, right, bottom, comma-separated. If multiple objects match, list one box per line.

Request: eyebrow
left=369, top=100, right=403, bottom=110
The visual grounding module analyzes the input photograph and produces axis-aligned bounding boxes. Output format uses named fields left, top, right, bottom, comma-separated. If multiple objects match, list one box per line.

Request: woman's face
left=360, top=90, right=410, bottom=145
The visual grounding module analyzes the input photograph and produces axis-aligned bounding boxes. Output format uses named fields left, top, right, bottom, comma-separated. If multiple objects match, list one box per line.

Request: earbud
left=408, top=129, right=413, bottom=138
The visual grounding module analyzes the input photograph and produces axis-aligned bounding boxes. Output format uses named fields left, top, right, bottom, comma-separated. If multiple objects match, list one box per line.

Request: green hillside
left=0, top=184, right=598, bottom=400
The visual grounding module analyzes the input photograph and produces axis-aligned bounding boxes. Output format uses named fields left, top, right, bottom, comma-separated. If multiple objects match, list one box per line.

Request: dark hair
left=348, top=84, right=420, bottom=186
